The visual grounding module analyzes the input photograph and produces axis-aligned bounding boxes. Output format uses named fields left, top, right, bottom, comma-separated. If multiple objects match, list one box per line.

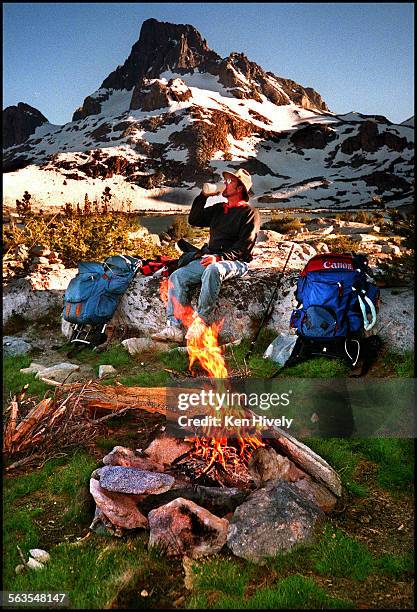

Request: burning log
left=138, top=485, right=248, bottom=515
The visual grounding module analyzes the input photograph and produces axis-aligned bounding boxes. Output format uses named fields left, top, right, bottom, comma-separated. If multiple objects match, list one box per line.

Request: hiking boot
left=185, top=316, right=207, bottom=342
left=151, top=325, right=184, bottom=343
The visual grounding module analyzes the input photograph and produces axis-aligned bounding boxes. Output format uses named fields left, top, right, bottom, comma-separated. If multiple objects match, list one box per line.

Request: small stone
left=20, top=363, right=47, bottom=375
left=351, top=233, right=380, bottom=243
left=320, top=225, right=334, bottom=236
left=32, top=256, right=50, bottom=265
left=121, top=337, right=154, bottom=354
left=35, top=362, right=79, bottom=382
left=29, top=549, right=50, bottom=563
left=26, top=558, right=45, bottom=571
left=99, top=466, right=174, bottom=495
left=315, top=242, right=330, bottom=253
left=98, top=365, right=117, bottom=379
left=381, top=244, right=401, bottom=256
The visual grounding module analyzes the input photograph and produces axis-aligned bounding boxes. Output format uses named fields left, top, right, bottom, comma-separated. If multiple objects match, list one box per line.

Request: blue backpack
left=62, top=255, right=141, bottom=354
left=289, top=253, right=380, bottom=367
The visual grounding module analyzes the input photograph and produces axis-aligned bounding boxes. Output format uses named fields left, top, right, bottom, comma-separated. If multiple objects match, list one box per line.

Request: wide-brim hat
left=223, top=168, right=252, bottom=200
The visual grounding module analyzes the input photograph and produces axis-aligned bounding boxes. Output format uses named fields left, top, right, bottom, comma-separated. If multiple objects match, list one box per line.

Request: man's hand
left=200, top=255, right=219, bottom=267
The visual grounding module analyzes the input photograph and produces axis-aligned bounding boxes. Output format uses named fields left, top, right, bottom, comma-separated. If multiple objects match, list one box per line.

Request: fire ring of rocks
left=89, top=432, right=341, bottom=562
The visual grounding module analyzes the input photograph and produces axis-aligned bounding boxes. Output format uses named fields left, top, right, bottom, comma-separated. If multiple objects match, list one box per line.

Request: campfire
left=162, top=281, right=266, bottom=486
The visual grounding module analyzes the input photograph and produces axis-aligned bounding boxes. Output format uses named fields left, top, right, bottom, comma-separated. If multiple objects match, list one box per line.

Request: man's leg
left=197, top=260, right=249, bottom=323
left=167, top=259, right=206, bottom=326
left=152, top=260, right=206, bottom=341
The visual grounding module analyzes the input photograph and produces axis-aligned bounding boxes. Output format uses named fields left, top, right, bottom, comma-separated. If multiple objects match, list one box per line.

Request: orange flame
left=161, top=277, right=264, bottom=467
left=159, top=277, right=169, bottom=306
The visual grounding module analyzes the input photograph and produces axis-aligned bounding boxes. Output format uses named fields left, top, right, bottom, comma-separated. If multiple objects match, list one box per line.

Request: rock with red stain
left=99, top=466, right=174, bottom=495
left=102, top=446, right=165, bottom=472
left=227, top=480, right=324, bottom=562
left=89, top=479, right=148, bottom=530
left=148, top=498, right=229, bottom=558
left=248, top=446, right=307, bottom=486
left=143, top=435, right=193, bottom=466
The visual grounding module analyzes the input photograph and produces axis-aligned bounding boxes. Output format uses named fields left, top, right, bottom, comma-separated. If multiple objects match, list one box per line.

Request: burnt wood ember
left=137, top=485, right=248, bottom=516
left=170, top=436, right=265, bottom=488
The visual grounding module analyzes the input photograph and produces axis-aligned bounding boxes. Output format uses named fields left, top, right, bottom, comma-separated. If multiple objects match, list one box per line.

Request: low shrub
left=261, top=214, right=303, bottom=234
left=3, top=192, right=177, bottom=268
left=324, top=235, right=359, bottom=253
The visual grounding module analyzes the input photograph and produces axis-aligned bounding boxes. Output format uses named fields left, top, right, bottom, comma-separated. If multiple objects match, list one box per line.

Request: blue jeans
left=167, top=258, right=249, bottom=326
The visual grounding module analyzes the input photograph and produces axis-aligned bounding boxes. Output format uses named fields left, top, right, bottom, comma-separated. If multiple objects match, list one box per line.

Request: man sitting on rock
left=152, top=168, right=260, bottom=342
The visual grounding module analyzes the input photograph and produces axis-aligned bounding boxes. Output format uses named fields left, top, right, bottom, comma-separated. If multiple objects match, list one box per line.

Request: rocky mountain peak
left=73, top=18, right=330, bottom=120
left=3, top=102, right=48, bottom=149
left=101, top=18, right=220, bottom=91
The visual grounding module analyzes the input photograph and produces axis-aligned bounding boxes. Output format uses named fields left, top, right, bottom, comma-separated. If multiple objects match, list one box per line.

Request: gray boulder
left=3, top=336, right=32, bottom=357
left=227, top=479, right=324, bottom=562
left=3, top=269, right=77, bottom=326
left=99, top=465, right=174, bottom=495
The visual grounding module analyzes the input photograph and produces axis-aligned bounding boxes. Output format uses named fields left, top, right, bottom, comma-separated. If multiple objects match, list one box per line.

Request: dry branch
left=2, top=382, right=175, bottom=469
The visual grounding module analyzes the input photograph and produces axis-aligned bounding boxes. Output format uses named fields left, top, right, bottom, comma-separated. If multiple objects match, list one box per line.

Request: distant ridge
left=2, top=18, right=414, bottom=211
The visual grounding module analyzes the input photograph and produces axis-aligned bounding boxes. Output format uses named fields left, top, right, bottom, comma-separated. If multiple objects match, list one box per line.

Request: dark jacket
left=188, top=194, right=260, bottom=262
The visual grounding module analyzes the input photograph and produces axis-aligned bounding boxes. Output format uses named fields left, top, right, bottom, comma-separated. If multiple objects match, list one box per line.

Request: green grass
left=302, top=438, right=364, bottom=495
left=188, top=574, right=352, bottom=609
left=3, top=354, right=51, bottom=399
left=281, top=357, right=350, bottom=378
left=8, top=536, right=151, bottom=609
left=305, top=437, right=414, bottom=495
left=3, top=456, right=69, bottom=504
left=3, top=452, right=97, bottom=587
left=119, top=370, right=169, bottom=387
left=159, top=348, right=190, bottom=373
left=349, top=438, right=414, bottom=492
left=191, top=556, right=257, bottom=597
left=46, top=451, right=98, bottom=497
left=311, top=525, right=373, bottom=580
left=95, top=436, right=123, bottom=450
left=224, top=330, right=281, bottom=377
left=97, top=344, right=132, bottom=367
left=374, top=552, right=414, bottom=578
left=383, top=350, right=414, bottom=377
left=74, top=343, right=133, bottom=371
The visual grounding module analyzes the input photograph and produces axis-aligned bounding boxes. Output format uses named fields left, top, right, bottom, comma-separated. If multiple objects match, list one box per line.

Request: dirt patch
left=334, top=460, right=414, bottom=555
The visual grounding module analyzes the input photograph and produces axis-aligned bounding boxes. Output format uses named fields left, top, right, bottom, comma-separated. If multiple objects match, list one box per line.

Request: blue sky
left=3, top=2, right=414, bottom=125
